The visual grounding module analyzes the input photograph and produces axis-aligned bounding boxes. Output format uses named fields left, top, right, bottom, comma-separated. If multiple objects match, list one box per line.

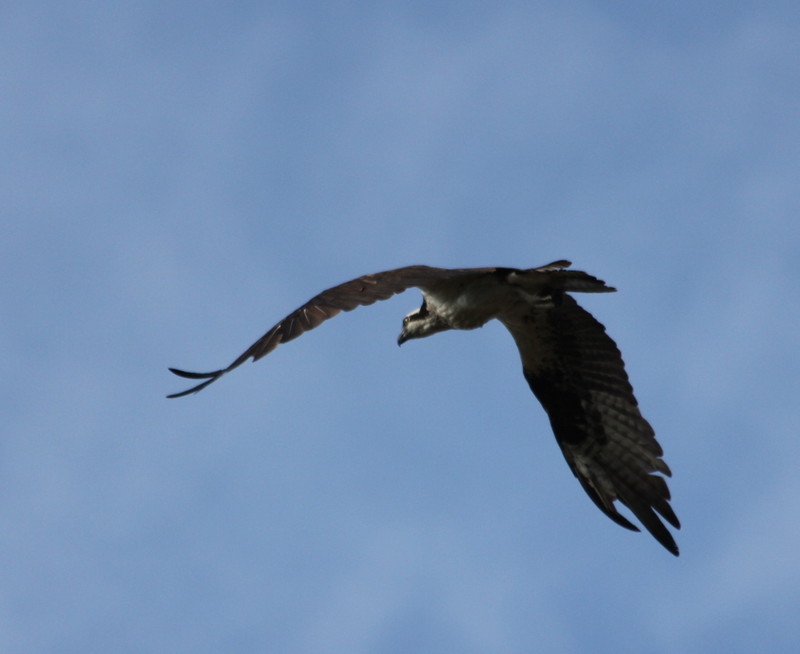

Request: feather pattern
left=168, top=266, right=476, bottom=397
left=168, top=261, right=680, bottom=555
left=506, top=296, right=679, bottom=555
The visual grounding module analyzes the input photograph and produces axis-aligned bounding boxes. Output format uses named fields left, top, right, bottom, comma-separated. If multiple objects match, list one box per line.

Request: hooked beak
left=397, top=329, right=409, bottom=346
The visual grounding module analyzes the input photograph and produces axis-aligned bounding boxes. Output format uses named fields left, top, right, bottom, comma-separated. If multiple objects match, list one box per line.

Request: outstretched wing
left=168, top=265, right=491, bottom=398
left=503, top=294, right=680, bottom=555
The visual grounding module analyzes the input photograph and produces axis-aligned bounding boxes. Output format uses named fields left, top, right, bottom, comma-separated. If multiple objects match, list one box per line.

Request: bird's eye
left=402, top=317, right=409, bottom=326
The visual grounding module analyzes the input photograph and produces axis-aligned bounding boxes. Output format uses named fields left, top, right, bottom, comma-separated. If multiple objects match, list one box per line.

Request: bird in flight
left=169, top=260, right=680, bottom=555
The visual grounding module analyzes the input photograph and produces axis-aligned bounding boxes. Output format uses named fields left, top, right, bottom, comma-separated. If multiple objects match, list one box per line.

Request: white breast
left=423, top=277, right=522, bottom=329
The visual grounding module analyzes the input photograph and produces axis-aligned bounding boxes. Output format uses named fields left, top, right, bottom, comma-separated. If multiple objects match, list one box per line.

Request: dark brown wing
left=168, top=265, right=493, bottom=398
left=503, top=295, right=680, bottom=555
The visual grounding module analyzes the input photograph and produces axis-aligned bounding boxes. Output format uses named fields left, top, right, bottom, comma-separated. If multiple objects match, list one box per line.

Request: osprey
left=169, top=260, right=680, bottom=555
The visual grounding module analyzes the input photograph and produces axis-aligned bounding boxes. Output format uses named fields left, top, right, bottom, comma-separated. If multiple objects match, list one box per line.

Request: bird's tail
left=518, top=260, right=617, bottom=294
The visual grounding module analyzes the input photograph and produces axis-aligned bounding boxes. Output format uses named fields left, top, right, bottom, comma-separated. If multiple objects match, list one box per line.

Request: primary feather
left=169, top=261, right=679, bottom=555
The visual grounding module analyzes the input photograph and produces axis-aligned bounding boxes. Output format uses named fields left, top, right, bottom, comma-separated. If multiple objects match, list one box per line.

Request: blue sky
left=3, top=2, right=799, bottom=652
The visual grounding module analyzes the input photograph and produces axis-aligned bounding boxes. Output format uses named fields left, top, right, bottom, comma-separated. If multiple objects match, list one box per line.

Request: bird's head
left=397, top=300, right=450, bottom=345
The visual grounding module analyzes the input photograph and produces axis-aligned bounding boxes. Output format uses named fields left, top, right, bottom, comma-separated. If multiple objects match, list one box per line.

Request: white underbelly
left=424, top=281, right=520, bottom=329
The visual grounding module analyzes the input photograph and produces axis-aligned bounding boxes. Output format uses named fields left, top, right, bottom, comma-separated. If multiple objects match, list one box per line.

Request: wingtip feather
left=167, top=368, right=225, bottom=398
left=168, top=367, right=220, bottom=380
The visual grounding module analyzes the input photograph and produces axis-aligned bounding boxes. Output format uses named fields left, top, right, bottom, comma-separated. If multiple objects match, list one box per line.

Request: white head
left=397, top=299, right=451, bottom=345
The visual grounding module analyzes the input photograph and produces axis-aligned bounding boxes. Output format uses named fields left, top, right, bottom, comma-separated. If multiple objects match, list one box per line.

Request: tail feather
left=513, top=262, right=617, bottom=294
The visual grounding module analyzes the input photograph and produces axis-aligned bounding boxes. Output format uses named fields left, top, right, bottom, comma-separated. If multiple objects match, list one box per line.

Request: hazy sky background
left=3, top=2, right=799, bottom=652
